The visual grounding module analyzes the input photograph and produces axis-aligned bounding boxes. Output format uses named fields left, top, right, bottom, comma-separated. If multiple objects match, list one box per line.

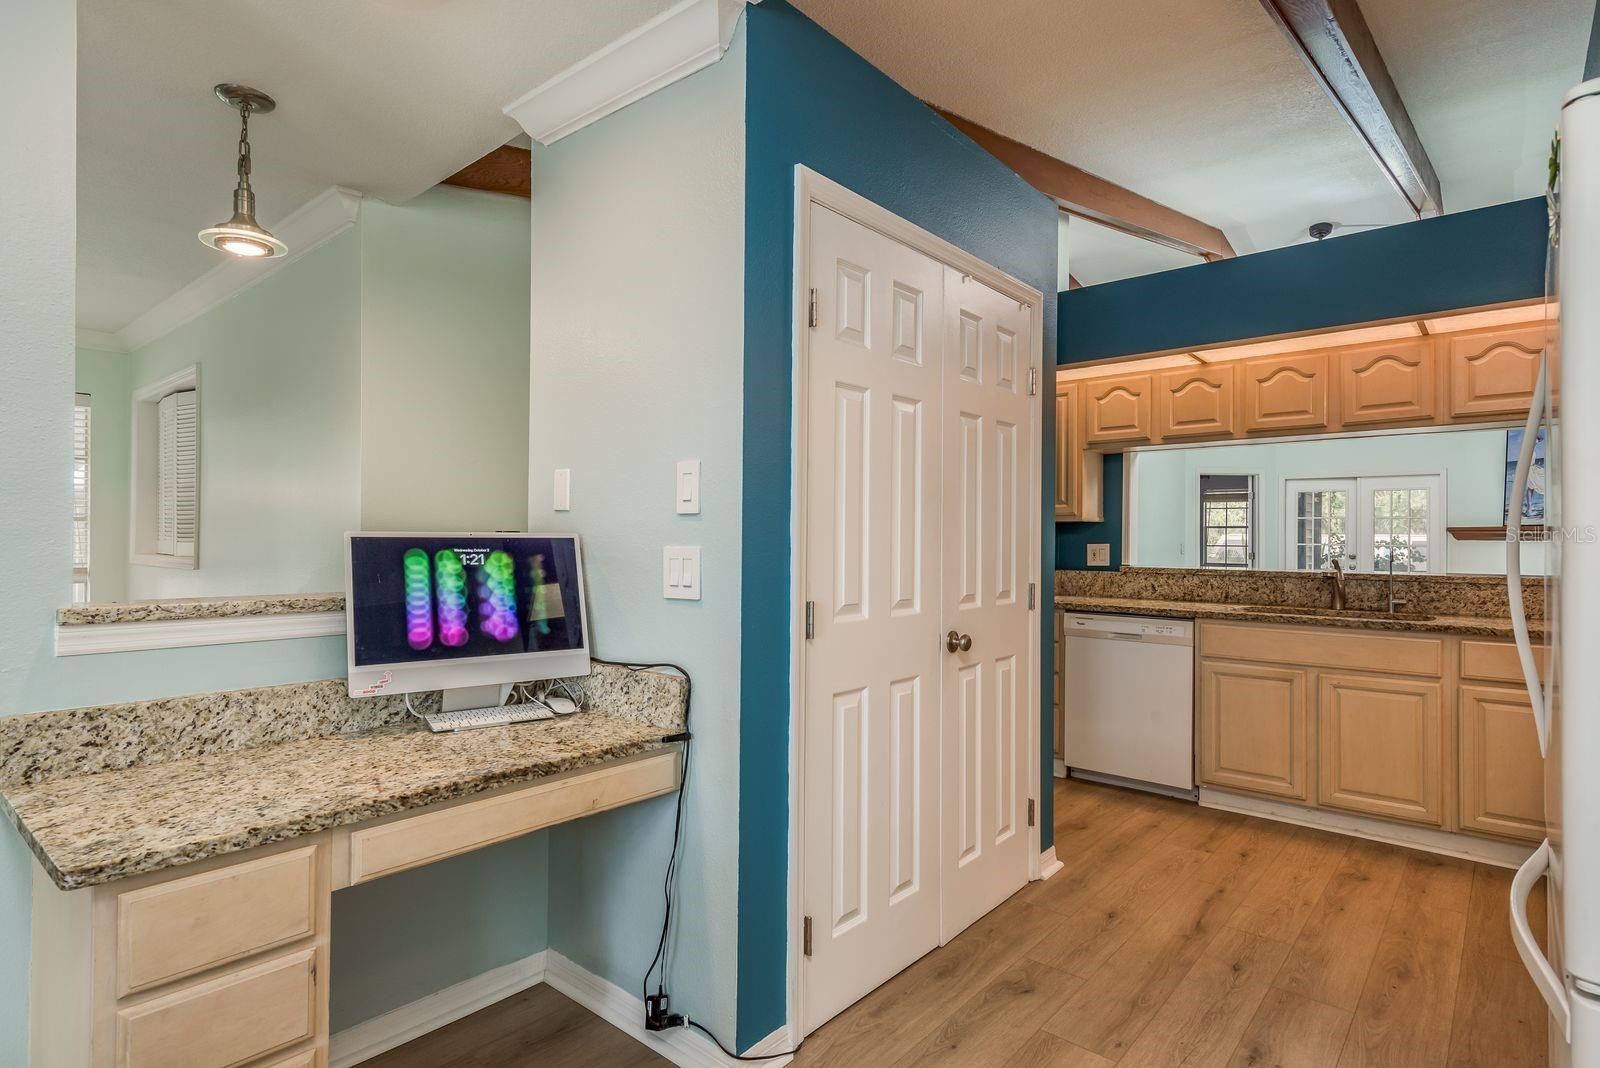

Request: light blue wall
left=527, top=23, right=747, bottom=1044
left=1129, top=429, right=1547, bottom=574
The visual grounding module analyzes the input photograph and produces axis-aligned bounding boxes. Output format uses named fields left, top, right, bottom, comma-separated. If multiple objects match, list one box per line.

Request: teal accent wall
left=1055, top=197, right=1550, bottom=570
left=1056, top=453, right=1124, bottom=572
left=741, top=1, right=1059, bottom=1048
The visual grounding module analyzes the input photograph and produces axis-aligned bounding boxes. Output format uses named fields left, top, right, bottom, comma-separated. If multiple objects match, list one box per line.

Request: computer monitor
left=344, top=532, right=591, bottom=698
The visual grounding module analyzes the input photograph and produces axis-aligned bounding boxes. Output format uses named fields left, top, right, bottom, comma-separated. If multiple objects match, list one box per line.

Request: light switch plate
left=1087, top=543, right=1111, bottom=567
left=676, top=460, right=701, bottom=515
left=553, top=469, right=571, bottom=512
left=663, top=546, right=701, bottom=600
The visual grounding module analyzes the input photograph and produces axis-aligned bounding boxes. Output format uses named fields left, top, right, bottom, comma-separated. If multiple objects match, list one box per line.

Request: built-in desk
left=2, top=676, right=685, bottom=1068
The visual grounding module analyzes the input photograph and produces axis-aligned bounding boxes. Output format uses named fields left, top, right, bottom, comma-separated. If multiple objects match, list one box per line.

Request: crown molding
left=75, top=328, right=127, bottom=354
left=503, top=0, right=746, bottom=146
left=112, top=186, right=363, bottom=353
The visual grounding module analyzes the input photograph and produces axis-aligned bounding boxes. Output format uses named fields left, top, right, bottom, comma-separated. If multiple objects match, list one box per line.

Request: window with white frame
left=1199, top=474, right=1255, bottom=568
left=1284, top=474, right=1444, bottom=573
left=72, top=394, right=91, bottom=603
left=130, top=367, right=200, bottom=568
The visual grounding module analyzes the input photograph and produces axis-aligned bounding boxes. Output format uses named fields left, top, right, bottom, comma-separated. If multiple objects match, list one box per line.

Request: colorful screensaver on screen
left=349, top=536, right=585, bottom=667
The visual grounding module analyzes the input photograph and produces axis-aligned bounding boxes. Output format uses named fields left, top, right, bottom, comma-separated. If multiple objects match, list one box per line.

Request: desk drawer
left=115, top=947, right=318, bottom=1068
left=117, top=845, right=319, bottom=997
left=347, top=749, right=680, bottom=885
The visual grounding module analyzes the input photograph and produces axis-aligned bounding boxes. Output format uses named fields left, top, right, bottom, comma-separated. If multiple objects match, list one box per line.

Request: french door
left=799, top=202, right=1034, bottom=1035
left=1285, top=475, right=1444, bottom=572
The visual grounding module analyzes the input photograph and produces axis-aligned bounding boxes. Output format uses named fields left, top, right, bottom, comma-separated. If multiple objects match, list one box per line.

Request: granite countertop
left=2, top=711, right=680, bottom=890
left=57, top=593, right=344, bottom=626
left=1054, top=594, right=1544, bottom=641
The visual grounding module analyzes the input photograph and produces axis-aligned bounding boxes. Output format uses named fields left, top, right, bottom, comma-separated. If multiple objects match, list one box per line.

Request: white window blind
left=72, top=394, right=91, bottom=601
left=156, top=390, right=198, bottom=557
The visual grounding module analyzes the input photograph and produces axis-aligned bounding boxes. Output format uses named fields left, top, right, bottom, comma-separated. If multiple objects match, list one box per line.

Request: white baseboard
left=329, top=951, right=547, bottom=1067
left=1038, top=846, right=1063, bottom=880
left=1198, top=788, right=1534, bottom=869
left=1053, top=758, right=1067, bottom=778
left=545, top=950, right=793, bottom=1067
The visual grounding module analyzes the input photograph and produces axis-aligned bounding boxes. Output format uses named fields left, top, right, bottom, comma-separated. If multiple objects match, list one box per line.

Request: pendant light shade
left=198, top=84, right=287, bottom=259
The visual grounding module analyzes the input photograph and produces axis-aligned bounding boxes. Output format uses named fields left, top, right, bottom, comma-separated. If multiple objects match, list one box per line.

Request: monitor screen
left=345, top=533, right=590, bottom=695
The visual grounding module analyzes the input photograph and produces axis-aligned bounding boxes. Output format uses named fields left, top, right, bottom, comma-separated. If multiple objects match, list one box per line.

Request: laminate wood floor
left=365, top=777, right=1550, bottom=1067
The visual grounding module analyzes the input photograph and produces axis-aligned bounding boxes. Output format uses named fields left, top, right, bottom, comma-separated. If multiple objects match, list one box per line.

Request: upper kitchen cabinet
left=1447, top=323, right=1556, bottom=418
left=1055, top=381, right=1104, bottom=521
left=1337, top=338, right=1436, bottom=427
left=1155, top=365, right=1236, bottom=440
left=1083, top=373, right=1154, bottom=446
left=1240, top=353, right=1331, bottom=434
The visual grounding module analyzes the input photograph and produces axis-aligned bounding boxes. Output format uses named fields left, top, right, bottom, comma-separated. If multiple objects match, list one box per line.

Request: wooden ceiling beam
left=1258, top=0, right=1442, bottom=218
left=932, top=106, right=1236, bottom=261
left=441, top=144, right=531, bottom=199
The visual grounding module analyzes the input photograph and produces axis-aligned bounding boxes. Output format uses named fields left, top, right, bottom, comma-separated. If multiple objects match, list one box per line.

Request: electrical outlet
left=663, top=546, right=701, bottom=600
left=1087, top=543, right=1111, bottom=567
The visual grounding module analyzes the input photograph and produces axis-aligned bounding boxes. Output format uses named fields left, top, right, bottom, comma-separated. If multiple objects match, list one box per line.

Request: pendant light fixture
left=198, top=84, right=287, bottom=259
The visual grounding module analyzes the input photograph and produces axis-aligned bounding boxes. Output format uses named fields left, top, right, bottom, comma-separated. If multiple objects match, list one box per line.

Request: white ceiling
left=77, top=0, right=679, bottom=334
left=793, top=0, right=1591, bottom=285
left=1063, top=214, right=1205, bottom=289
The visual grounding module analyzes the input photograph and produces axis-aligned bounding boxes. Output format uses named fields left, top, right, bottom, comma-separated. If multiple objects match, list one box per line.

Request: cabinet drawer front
left=117, top=845, right=318, bottom=997
left=1198, top=660, right=1308, bottom=800
left=1460, top=639, right=1548, bottom=684
left=348, top=750, right=680, bottom=885
left=1317, top=673, right=1443, bottom=826
left=1338, top=340, right=1435, bottom=426
left=1459, top=685, right=1545, bottom=842
left=1199, top=622, right=1442, bottom=677
left=116, top=947, right=317, bottom=1068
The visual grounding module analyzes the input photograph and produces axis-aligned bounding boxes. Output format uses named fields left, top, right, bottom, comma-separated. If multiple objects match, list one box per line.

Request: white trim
left=329, top=951, right=548, bottom=1068
left=113, top=187, right=362, bottom=352
left=54, top=611, right=345, bottom=656
left=1054, top=757, right=1068, bottom=778
left=786, top=165, right=1046, bottom=1042
left=1038, top=846, right=1063, bottom=880
left=75, top=328, right=127, bottom=354
left=1198, top=787, right=1535, bottom=869
left=503, top=0, right=747, bottom=145
left=544, top=950, right=792, bottom=1067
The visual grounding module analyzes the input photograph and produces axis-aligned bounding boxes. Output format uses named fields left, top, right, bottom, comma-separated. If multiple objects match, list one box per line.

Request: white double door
left=800, top=204, right=1034, bottom=1035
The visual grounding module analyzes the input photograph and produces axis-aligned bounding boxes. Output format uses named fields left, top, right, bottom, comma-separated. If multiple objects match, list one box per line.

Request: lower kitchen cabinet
left=1317, top=672, right=1444, bottom=826
left=1198, top=660, right=1308, bottom=800
left=1458, top=684, right=1545, bottom=841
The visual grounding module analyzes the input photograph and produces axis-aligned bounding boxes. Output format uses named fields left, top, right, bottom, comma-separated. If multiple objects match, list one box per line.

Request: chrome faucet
left=1387, top=543, right=1409, bottom=614
left=1328, top=557, right=1348, bottom=610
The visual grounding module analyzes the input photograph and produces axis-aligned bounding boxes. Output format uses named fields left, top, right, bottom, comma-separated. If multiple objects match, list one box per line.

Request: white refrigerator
left=1509, top=75, right=1600, bottom=1068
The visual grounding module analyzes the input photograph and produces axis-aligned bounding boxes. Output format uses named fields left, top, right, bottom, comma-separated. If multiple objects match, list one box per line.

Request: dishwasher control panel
left=1063, top=613, right=1193, bottom=642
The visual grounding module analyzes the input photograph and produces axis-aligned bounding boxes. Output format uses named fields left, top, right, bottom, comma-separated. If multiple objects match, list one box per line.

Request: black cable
left=592, top=656, right=803, bottom=1062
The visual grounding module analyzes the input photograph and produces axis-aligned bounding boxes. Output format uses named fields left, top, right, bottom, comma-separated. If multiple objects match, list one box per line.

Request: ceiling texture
left=79, top=0, right=1593, bottom=329
left=794, top=0, right=1591, bottom=285
left=77, top=0, right=679, bottom=334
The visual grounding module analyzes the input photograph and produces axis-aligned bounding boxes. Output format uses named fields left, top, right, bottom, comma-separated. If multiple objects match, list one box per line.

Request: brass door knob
left=946, top=630, right=973, bottom=653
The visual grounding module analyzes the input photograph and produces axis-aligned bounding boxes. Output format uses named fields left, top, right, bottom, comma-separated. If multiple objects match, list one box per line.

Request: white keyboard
left=423, top=701, right=576, bottom=734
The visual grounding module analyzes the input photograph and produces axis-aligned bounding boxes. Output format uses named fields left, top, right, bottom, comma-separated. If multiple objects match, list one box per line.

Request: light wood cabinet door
left=1448, top=325, right=1555, bottom=418
left=1083, top=374, right=1153, bottom=445
left=1317, top=672, right=1444, bottom=826
left=1240, top=353, right=1330, bottom=433
left=1156, top=366, right=1235, bottom=440
left=1337, top=339, right=1436, bottom=427
left=1199, top=659, right=1309, bottom=800
left=1055, top=384, right=1079, bottom=519
left=1459, top=684, right=1545, bottom=842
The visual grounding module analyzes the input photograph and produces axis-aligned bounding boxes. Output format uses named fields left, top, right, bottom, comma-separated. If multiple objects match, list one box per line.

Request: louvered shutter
left=156, top=390, right=198, bottom=557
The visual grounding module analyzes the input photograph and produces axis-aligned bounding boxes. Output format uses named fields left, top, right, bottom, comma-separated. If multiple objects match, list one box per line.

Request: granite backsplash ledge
left=0, top=662, right=688, bottom=790
left=1056, top=566, right=1540, bottom=620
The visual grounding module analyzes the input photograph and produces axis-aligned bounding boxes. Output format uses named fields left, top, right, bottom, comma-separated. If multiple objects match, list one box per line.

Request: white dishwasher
left=1062, top=612, right=1195, bottom=794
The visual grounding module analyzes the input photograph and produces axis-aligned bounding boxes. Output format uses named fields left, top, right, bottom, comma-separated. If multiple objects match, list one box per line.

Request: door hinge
left=802, top=915, right=813, bottom=957
left=1027, top=798, right=1036, bottom=828
left=808, top=288, right=818, bottom=328
left=1028, top=367, right=1039, bottom=396
left=1028, top=582, right=1036, bottom=610
left=804, top=600, right=815, bottom=640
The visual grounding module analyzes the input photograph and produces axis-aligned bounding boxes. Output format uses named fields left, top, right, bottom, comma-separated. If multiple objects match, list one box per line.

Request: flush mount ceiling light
left=197, top=84, right=287, bottom=259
